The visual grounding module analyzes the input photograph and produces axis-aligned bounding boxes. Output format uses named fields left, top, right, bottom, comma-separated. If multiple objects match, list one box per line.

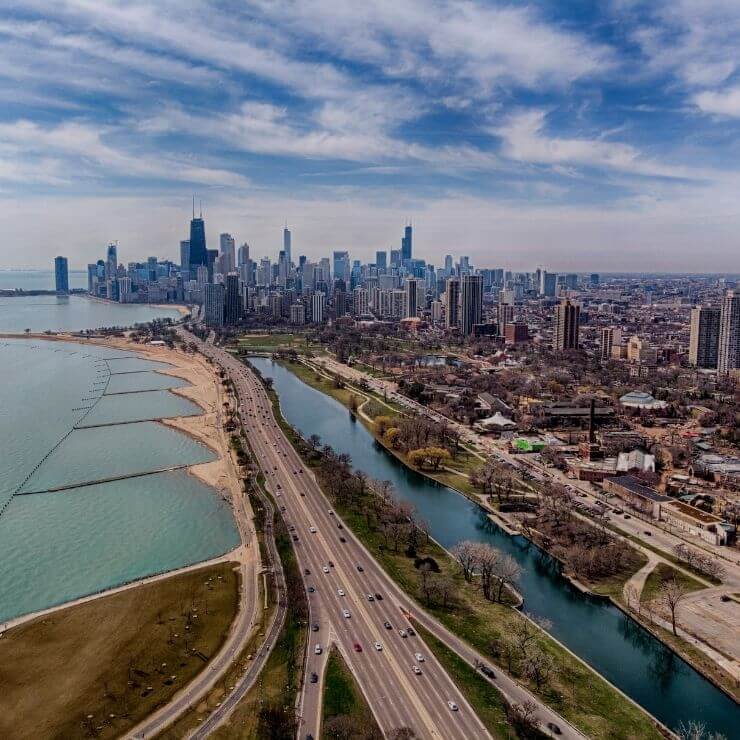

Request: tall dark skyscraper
left=401, top=224, right=412, bottom=263
left=460, top=274, right=482, bottom=335
left=554, top=299, right=580, bottom=350
left=188, top=201, right=208, bottom=268
left=54, top=256, right=69, bottom=294
left=224, top=272, right=241, bottom=325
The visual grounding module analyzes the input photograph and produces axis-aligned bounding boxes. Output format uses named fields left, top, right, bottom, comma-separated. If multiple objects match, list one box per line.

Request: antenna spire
left=192, top=194, right=195, bottom=219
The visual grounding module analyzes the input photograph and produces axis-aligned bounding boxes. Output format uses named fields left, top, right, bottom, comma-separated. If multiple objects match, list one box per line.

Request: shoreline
left=1, top=334, right=245, bottom=625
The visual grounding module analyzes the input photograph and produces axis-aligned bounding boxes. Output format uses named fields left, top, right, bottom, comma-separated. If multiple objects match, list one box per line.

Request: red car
left=353, top=642, right=362, bottom=652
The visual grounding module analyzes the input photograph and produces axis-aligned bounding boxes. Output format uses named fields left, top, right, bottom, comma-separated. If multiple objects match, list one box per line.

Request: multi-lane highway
left=187, top=332, right=491, bottom=739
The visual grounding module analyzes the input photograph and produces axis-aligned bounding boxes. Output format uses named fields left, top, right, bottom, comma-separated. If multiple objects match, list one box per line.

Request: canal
left=249, top=357, right=738, bottom=736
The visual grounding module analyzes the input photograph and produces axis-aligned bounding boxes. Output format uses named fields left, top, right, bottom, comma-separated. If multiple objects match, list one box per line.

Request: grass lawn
left=0, top=563, right=240, bottom=740
left=321, top=647, right=381, bottom=739
left=413, top=624, right=525, bottom=739
left=640, top=563, right=706, bottom=605
left=586, top=549, right=649, bottom=601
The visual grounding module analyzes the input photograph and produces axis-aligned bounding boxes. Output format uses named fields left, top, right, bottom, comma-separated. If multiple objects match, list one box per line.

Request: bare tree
left=658, top=578, right=688, bottom=636
left=493, top=555, right=522, bottom=603
left=521, top=644, right=556, bottom=690
left=451, top=540, right=479, bottom=582
left=471, top=542, right=501, bottom=601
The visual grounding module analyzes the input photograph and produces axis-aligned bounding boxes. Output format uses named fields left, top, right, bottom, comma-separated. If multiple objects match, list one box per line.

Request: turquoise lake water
left=0, top=339, right=239, bottom=623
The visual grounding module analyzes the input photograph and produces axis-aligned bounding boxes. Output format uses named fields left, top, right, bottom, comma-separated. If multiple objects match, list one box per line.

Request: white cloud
left=694, top=86, right=740, bottom=118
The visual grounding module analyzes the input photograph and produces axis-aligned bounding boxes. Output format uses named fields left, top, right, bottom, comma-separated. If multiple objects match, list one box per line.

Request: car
left=353, top=642, right=362, bottom=652
left=356, top=565, right=364, bottom=572
left=624, top=514, right=631, bottom=519
left=412, top=665, right=422, bottom=675
left=304, top=568, right=311, bottom=575
left=289, top=525, right=295, bottom=531
left=447, top=701, right=458, bottom=712
left=374, top=641, right=382, bottom=651
left=300, top=492, right=305, bottom=496
left=322, top=566, right=330, bottom=573
left=547, top=722, right=562, bottom=735
left=311, top=624, right=319, bottom=632
left=310, top=672, right=318, bottom=684
left=367, top=594, right=374, bottom=602
left=720, top=594, right=731, bottom=602
left=309, top=526, right=317, bottom=533
left=337, top=588, right=345, bottom=596
left=328, top=561, right=334, bottom=567
left=399, top=629, right=408, bottom=638
left=339, top=537, right=346, bottom=543
left=384, top=621, right=392, bottom=630
left=307, top=586, right=315, bottom=593
left=328, top=510, right=334, bottom=516
left=292, top=535, right=299, bottom=542
left=415, top=652, right=425, bottom=662
left=314, top=644, right=322, bottom=655
left=644, top=530, right=652, bottom=536
left=407, top=627, right=416, bottom=636
left=479, top=665, right=495, bottom=678
left=337, top=523, right=344, bottom=529
left=343, top=609, right=351, bottom=618
left=276, top=484, right=281, bottom=490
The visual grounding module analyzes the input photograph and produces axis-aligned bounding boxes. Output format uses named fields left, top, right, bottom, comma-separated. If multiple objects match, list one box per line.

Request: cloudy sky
left=1, top=0, right=739, bottom=272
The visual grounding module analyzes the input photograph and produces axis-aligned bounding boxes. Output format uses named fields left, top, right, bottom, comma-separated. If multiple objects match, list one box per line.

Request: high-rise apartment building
left=290, top=302, right=305, bottom=325
left=224, top=272, right=241, bottom=325
left=540, top=271, right=557, bottom=297
left=601, top=327, right=622, bottom=363
left=375, top=251, right=387, bottom=271
left=54, top=256, right=69, bottom=294
left=204, top=282, right=225, bottom=327
left=445, top=277, right=460, bottom=330
left=460, top=274, right=483, bottom=336
left=404, top=278, right=420, bottom=318
left=312, top=292, right=326, bottom=323
left=180, top=240, right=190, bottom=275
left=718, top=289, right=740, bottom=375
left=553, top=299, right=580, bottom=350
left=283, top=226, right=292, bottom=265
left=219, top=233, right=235, bottom=274
left=689, top=306, right=720, bottom=368
left=353, top=287, right=369, bottom=316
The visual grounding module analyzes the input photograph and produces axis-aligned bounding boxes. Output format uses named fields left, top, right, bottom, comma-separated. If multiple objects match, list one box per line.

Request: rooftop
left=609, top=475, right=670, bottom=502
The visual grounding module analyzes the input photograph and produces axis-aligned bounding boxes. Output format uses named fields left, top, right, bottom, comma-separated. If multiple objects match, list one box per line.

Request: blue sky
left=1, top=0, right=739, bottom=271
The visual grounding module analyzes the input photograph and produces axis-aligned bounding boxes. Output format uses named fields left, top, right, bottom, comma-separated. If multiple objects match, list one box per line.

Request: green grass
left=413, top=624, right=525, bottom=739
left=640, top=562, right=706, bottom=604
left=321, top=648, right=381, bottom=739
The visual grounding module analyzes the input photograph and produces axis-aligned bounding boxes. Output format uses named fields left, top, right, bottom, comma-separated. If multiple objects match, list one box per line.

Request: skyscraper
left=445, top=277, right=460, bottom=330
left=601, top=327, right=622, bottom=363
left=106, top=243, right=117, bottom=280
left=188, top=202, right=208, bottom=268
left=401, top=224, right=412, bottom=263
left=283, top=225, right=292, bottom=266
left=540, top=271, right=556, bottom=297
left=718, top=289, right=740, bottom=375
left=312, top=292, right=326, bottom=323
left=219, top=233, right=235, bottom=274
left=54, top=256, right=69, bottom=294
left=333, top=251, right=349, bottom=282
left=375, top=251, right=387, bottom=271
left=554, top=299, right=580, bottom=350
left=404, top=278, right=420, bottom=318
left=224, top=272, right=241, bottom=325
left=204, top=282, right=225, bottom=327
left=460, top=274, right=483, bottom=335
left=179, top=240, right=190, bottom=275
left=689, top=306, right=720, bottom=368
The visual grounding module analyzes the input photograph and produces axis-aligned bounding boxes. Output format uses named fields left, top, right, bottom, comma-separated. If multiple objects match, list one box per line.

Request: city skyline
left=1, top=2, right=740, bottom=271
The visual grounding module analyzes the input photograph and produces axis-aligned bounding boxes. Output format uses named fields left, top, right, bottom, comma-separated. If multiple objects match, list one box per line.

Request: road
left=190, top=335, right=582, bottom=740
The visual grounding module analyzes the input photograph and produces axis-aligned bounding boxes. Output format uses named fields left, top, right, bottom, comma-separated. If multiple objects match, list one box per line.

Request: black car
left=311, top=624, right=319, bottom=632
left=304, top=568, right=311, bottom=575
left=307, top=586, right=315, bottom=593
left=339, top=537, right=346, bottom=543
left=547, top=722, right=562, bottom=735
left=407, top=627, right=415, bottom=636
left=480, top=665, right=495, bottom=678
left=292, top=535, right=299, bottom=541
left=310, top=673, right=318, bottom=684
left=374, top=593, right=383, bottom=601
left=384, top=621, right=392, bottom=630
left=356, top=565, right=364, bottom=572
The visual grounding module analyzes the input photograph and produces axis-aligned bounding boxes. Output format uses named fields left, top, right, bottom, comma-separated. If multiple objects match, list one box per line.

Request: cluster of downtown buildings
left=52, top=207, right=740, bottom=377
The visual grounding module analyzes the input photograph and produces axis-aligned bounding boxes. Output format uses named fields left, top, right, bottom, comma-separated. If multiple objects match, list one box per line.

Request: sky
left=1, top=0, right=739, bottom=272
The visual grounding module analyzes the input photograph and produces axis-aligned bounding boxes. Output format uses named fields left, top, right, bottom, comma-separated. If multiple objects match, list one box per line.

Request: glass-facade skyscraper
left=189, top=208, right=208, bottom=268
left=54, top=256, right=69, bottom=294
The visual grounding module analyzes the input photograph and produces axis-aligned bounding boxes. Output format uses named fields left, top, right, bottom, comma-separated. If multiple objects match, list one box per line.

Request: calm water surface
left=0, top=340, right=238, bottom=622
left=249, top=356, right=738, bottom=736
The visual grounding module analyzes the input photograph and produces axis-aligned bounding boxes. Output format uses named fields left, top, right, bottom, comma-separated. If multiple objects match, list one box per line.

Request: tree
left=451, top=540, right=478, bottom=582
left=493, top=555, right=522, bottom=602
left=658, top=578, right=688, bottom=636
left=521, top=644, right=556, bottom=690
left=471, top=542, right=501, bottom=601
left=389, top=728, right=417, bottom=740
left=407, top=446, right=451, bottom=471
left=374, top=415, right=395, bottom=436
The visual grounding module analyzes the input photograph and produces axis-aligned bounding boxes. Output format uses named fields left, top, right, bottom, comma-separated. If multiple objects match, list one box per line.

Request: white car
left=447, top=701, right=458, bottom=712
left=412, top=665, right=422, bottom=675
left=309, top=526, right=317, bottom=533
left=314, top=644, right=322, bottom=655
left=366, top=594, right=374, bottom=602
left=399, top=629, right=408, bottom=638
left=322, top=566, right=330, bottom=573
left=342, top=609, right=351, bottom=618
left=374, top=641, right=382, bottom=651
left=337, top=588, right=345, bottom=597
left=328, top=509, right=334, bottom=516
left=415, top=652, right=425, bottom=662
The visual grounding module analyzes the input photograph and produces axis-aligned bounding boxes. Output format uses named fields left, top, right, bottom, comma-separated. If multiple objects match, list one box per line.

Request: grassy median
left=0, top=563, right=239, bottom=740
left=321, top=647, right=381, bottom=739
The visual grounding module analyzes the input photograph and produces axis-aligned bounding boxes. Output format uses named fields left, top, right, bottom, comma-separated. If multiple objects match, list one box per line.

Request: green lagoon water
left=0, top=339, right=239, bottom=623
